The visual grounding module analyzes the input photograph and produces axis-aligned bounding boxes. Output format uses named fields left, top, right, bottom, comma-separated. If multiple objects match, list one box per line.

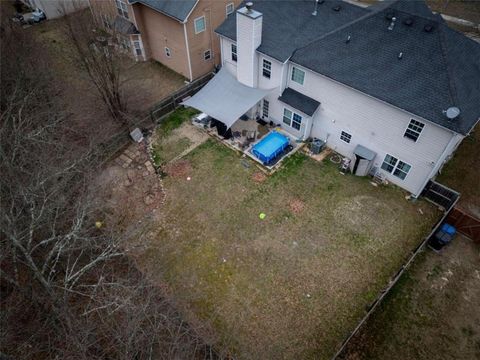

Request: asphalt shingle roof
left=291, top=0, right=480, bottom=135
left=216, top=0, right=368, bottom=62
left=278, top=88, right=320, bottom=116
left=128, top=0, right=197, bottom=22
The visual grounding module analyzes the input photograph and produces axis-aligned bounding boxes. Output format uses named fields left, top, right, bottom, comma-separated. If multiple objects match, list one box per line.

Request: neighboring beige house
left=89, top=0, right=242, bottom=81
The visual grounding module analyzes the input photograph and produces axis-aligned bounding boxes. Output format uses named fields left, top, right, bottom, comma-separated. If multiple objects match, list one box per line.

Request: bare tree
left=62, top=8, right=130, bottom=128
left=1, top=13, right=217, bottom=360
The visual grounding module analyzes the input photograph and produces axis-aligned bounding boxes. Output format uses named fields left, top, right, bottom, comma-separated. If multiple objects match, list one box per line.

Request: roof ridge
left=291, top=3, right=384, bottom=58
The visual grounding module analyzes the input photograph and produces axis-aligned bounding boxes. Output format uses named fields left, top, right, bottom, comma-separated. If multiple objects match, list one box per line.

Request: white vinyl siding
left=194, top=16, right=206, bottom=34
left=291, top=67, right=305, bottom=85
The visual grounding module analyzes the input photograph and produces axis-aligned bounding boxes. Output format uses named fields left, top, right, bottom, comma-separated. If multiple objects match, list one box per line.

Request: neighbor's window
left=194, top=16, right=206, bottom=34
left=165, top=47, right=171, bottom=57
left=101, top=14, right=111, bottom=29
left=283, top=108, right=293, bottom=126
left=262, top=59, right=271, bottom=79
left=226, top=2, right=234, bottom=16
left=381, top=154, right=411, bottom=180
left=204, top=49, right=211, bottom=60
left=291, top=66, right=305, bottom=85
left=231, top=43, right=237, bottom=62
left=340, top=131, right=352, bottom=143
left=404, top=119, right=424, bottom=142
left=115, top=0, right=128, bottom=19
left=133, top=40, right=142, bottom=56
left=263, top=99, right=269, bottom=118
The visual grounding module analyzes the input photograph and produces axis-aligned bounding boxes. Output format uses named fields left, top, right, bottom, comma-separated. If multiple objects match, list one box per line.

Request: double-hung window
left=262, top=59, right=271, bottom=79
left=204, top=49, right=211, bottom=60
left=291, top=67, right=305, bottom=85
left=340, top=131, right=352, bottom=143
left=381, top=154, right=412, bottom=180
left=262, top=100, right=269, bottom=118
left=231, top=44, right=237, bottom=62
left=226, top=2, right=234, bottom=16
left=283, top=108, right=302, bottom=130
left=133, top=40, right=142, bottom=56
left=404, top=119, right=424, bottom=142
left=194, top=16, right=206, bottom=34
left=115, top=0, right=128, bottom=19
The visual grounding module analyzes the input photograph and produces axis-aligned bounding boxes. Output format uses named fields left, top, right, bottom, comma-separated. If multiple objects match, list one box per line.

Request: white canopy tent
left=182, top=68, right=272, bottom=129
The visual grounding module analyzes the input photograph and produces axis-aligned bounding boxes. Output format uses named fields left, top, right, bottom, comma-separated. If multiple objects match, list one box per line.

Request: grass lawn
left=340, top=235, right=480, bottom=360
left=141, top=139, right=439, bottom=359
left=151, top=107, right=199, bottom=166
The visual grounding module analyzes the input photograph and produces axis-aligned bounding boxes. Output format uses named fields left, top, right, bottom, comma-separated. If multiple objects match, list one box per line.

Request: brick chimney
left=236, top=2, right=262, bottom=87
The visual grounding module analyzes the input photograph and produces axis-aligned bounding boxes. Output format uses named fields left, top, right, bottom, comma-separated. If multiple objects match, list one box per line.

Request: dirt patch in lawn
left=340, top=235, right=480, bottom=360
left=252, top=171, right=267, bottom=183
left=289, top=198, right=305, bottom=214
left=136, top=140, right=440, bottom=360
left=164, top=160, right=192, bottom=178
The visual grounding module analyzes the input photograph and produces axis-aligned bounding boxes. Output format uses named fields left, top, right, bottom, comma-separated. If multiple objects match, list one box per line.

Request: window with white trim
left=262, top=59, right=271, bottom=79
left=283, top=108, right=302, bottom=130
left=226, top=2, right=234, bottom=16
left=165, top=47, right=171, bottom=57
left=115, top=0, right=128, bottom=19
left=231, top=44, right=237, bottom=62
left=133, top=40, right=142, bottom=56
left=381, top=154, right=412, bottom=180
left=340, top=131, right=352, bottom=143
left=262, top=99, right=269, bottom=118
left=204, top=49, right=211, bottom=60
left=194, top=16, right=206, bottom=34
left=404, top=119, right=424, bottom=142
left=291, top=67, right=305, bottom=85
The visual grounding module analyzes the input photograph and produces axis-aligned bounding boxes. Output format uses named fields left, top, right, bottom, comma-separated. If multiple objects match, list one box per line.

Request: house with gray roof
left=89, top=0, right=242, bottom=80
left=183, top=0, right=480, bottom=197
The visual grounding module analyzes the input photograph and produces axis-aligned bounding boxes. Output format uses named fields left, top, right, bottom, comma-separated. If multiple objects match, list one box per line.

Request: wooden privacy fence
left=150, top=72, right=214, bottom=122
left=446, top=207, right=480, bottom=242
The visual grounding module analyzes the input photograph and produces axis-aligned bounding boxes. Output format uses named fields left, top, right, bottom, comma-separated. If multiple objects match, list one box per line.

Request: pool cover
left=252, top=132, right=289, bottom=164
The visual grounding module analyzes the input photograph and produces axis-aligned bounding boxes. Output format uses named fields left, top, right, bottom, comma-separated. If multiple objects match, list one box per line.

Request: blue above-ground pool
left=252, top=131, right=289, bottom=164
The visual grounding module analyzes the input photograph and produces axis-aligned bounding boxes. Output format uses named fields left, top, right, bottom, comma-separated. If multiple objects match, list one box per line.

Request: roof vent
left=332, top=5, right=341, bottom=12
left=312, top=0, right=319, bottom=16
left=388, top=17, right=397, bottom=31
left=398, top=52, right=403, bottom=60
left=443, top=107, right=461, bottom=120
left=245, top=2, right=253, bottom=12
left=346, top=35, right=351, bottom=43
left=403, top=18, right=414, bottom=26
left=385, top=11, right=395, bottom=21
left=424, top=24, right=434, bottom=33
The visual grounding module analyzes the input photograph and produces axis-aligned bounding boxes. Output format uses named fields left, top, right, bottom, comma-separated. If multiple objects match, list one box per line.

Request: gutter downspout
left=183, top=23, right=193, bottom=81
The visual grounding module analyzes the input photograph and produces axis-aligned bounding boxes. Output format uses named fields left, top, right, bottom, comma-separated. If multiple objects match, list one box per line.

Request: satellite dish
left=444, top=107, right=461, bottom=120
